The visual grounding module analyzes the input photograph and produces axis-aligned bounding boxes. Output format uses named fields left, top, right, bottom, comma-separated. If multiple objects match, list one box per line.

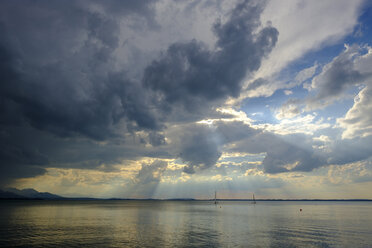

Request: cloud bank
left=0, top=0, right=279, bottom=185
left=1, top=0, right=371, bottom=199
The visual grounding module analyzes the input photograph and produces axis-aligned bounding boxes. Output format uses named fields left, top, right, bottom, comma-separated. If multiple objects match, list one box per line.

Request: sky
left=1, top=0, right=372, bottom=199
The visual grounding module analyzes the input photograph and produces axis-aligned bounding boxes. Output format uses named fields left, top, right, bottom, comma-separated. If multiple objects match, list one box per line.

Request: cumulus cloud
left=0, top=0, right=280, bottom=184
left=295, top=63, right=318, bottom=84
left=326, top=160, right=372, bottom=185
left=170, top=120, right=326, bottom=174
left=337, top=86, right=372, bottom=139
left=332, top=47, right=372, bottom=139
left=245, top=63, right=318, bottom=98
left=144, top=0, right=278, bottom=108
left=224, top=127, right=326, bottom=173
left=255, top=0, right=363, bottom=81
left=299, top=44, right=372, bottom=143
left=284, top=90, right=293, bottom=95
left=175, top=125, right=222, bottom=174
left=275, top=99, right=302, bottom=120
left=233, top=0, right=363, bottom=103
left=275, top=45, right=372, bottom=139
left=133, top=160, right=168, bottom=197
left=307, top=44, right=372, bottom=109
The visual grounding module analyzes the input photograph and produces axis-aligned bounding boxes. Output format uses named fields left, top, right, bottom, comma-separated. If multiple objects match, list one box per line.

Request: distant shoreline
left=1, top=198, right=372, bottom=202
left=3, top=189, right=372, bottom=202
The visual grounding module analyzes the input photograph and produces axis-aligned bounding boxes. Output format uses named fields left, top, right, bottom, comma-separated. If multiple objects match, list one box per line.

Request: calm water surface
left=0, top=200, right=371, bottom=247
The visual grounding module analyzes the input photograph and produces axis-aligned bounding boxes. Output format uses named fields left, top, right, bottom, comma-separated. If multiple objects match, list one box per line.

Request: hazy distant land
left=1, top=188, right=371, bottom=201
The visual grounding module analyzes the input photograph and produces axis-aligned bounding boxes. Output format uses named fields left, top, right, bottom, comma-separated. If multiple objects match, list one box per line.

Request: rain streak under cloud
left=1, top=0, right=372, bottom=199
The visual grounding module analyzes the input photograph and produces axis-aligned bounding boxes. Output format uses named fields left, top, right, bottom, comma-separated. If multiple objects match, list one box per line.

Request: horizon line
left=18, top=197, right=372, bottom=201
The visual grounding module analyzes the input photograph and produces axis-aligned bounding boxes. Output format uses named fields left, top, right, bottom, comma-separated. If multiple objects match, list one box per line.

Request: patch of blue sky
left=312, top=86, right=361, bottom=124
left=276, top=59, right=318, bottom=85
left=346, top=1, right=372, bottom=45
left=285, top=83, right=310, bottom=99
left=277, top=45, right=344, bottom=90
left=293, top=11, right=372, bottom=73
left=241, top=83, right=309, bottom=124
left=241, top=91, right=284, bottom=124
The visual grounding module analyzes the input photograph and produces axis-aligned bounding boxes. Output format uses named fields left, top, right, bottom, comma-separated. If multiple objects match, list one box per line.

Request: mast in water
left=214, top=191, right=217, bottom=204
left=253, top=193, right=256, bottom=204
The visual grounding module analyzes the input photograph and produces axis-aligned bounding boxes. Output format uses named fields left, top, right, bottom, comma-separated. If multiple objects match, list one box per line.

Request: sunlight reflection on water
left=0, top=200, right=371, bottom=247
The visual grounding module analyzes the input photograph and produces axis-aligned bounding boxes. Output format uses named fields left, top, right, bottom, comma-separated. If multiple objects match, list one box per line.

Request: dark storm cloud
left=0, top=123, right=173, bottom=185
left=260, top=140, right=324, bottom=173
left=0, top=0, right=280, bottom=183
left=175, top=120, right=257, bottom=173
left=0, top=0, right=162, bottom=182
left=88, top=0, right=157, bottom=17
left=143, top=0, right=278, bottom=108
left=177, top=125, right=222, bottom=173
left=148, top=132, right=167, bottom=147
left=0, top=0, right=161, bottom=140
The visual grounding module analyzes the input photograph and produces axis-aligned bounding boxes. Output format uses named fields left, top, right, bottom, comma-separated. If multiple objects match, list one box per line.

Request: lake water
left=0, top=200, right=371, bottom=247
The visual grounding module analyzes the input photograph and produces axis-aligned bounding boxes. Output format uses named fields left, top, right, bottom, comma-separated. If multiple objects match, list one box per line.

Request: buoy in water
left=300, top=208, right=302, bottom=212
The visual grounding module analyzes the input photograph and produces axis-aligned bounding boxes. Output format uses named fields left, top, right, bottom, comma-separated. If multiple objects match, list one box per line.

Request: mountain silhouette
left=1, top=188, right=63, bottom=199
